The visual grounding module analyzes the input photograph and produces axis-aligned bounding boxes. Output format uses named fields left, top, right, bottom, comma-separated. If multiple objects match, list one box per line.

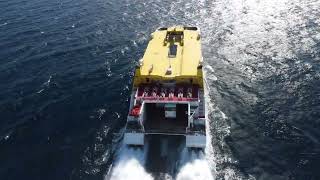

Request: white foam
left=108, top=146, right=153, bottom=180
left=176, top=149, right=214, bottom=180
left=0, top=22, right=8, bottom=26
left=176, top=159, right=213, bottom=180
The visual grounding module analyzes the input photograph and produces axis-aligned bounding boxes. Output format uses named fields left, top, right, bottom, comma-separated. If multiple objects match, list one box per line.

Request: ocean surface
left=1, top=0, right=320, bottom=179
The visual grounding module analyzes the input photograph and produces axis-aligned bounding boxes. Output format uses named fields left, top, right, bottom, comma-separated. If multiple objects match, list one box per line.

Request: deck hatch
left=168, top=44, right=177, bottom=58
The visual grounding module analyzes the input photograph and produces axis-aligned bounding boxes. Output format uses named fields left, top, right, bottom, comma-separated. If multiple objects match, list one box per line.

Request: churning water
left=108, top=146, right=152, bottom=180
left=0, top=0, right=319, bottom=179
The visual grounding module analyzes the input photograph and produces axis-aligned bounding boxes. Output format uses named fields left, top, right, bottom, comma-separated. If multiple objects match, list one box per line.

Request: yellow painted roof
left=139, top=26, right=202, bottom=78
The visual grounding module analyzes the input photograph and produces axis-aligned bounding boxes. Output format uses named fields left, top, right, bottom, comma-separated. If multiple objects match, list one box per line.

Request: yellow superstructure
left=133, top=26, right=203, bottom=87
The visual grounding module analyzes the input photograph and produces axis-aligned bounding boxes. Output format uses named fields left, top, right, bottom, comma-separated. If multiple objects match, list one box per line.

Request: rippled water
left=1, top=0, right=320, bottom=179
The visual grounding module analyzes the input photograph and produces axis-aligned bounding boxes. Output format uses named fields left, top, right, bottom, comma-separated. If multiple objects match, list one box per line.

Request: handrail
left=144, top=129, right=186, bottom=135
left=189, top=106, right=199, bottom=122
left=138, top=102, right=145, bottom=131
left=137, top=96, right=198, bottom=102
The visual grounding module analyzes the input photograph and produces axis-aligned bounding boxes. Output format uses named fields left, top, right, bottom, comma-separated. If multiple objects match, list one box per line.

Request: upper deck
left=133, top=26, right=203, bottom=87
left=140, top=26, right=202, bottom=77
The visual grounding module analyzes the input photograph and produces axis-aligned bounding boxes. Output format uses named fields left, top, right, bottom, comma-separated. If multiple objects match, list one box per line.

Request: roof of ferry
left=139, top=26, right=202, bottom=78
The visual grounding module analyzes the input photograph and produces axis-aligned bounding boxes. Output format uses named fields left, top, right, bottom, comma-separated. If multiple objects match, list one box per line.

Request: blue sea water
left=0, top=0, right=320, bottom=179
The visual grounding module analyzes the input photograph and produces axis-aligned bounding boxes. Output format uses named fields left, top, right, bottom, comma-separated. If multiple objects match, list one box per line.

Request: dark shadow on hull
left=144, top=135, right=185, bottom=179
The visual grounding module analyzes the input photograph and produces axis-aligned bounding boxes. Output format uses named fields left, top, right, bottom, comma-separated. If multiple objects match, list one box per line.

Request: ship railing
left=138, top=102, right=146, bottom=132
left=144, top=129, right=186, bottom=135
left=188, top=106, right=199, bottom=125
left=186, top=127, right=205, bottom=135
left=136, top=85, right=199, bottom=99
left=187, top=106, right=205, bottom=133
left=137, top=96, right=198, bottom=102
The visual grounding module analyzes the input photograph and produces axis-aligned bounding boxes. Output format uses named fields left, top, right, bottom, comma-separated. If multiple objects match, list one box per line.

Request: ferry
left=124, top=26, right=206, bottom=149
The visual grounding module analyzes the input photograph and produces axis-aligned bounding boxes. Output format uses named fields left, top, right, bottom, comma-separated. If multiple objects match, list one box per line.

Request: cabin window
left=184, top=27, right=198, bottom=31
left=158, top=27, right=168, bottom=31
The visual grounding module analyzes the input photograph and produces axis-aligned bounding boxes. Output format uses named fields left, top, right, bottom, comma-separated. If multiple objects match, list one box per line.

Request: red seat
left=129, top=105, right=141, bottom=117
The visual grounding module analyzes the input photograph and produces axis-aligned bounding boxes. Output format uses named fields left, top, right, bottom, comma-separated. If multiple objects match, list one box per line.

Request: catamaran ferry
left=124, top=26, right=206, bottom=149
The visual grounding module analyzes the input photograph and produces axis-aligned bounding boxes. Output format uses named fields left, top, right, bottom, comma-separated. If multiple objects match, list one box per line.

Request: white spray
left=107, top=145, right=153, bottom=180
left=176, top=148, right=214, bottom=180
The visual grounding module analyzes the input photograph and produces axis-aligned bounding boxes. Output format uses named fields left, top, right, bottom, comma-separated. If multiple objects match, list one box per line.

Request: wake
left=107, top=145, right=153, bottom=180
left=176, top=148, right=214, bottom=180
left=107, top=145, right=213, bottom=180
